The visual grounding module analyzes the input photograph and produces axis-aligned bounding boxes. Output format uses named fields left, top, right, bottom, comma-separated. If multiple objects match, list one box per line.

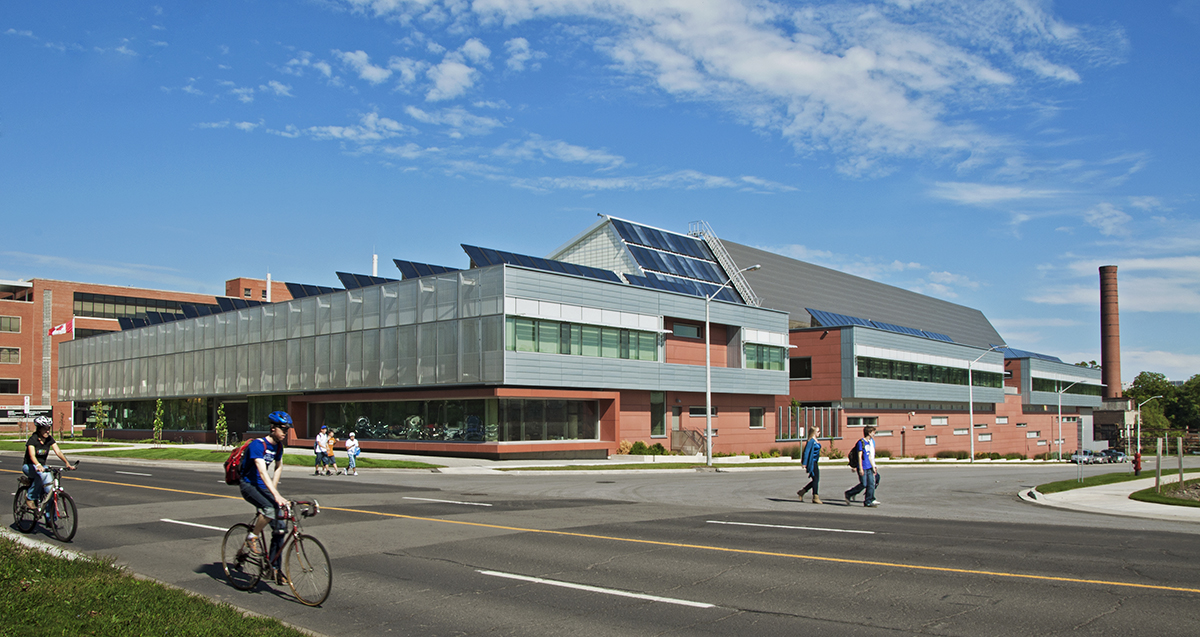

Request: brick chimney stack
left=1099, top=265, right=1122, bottom=399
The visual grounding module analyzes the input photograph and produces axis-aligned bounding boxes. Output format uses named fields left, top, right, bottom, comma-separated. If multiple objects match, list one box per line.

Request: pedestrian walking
left=314, top=425, right=331, bottom=476
left=797, top=426, right=822, bottom=504
left=345, top=433, right=360, bottom=476
left=844, top=426, right=880, bottom=507
left=325, top=433, right=341, bottom=475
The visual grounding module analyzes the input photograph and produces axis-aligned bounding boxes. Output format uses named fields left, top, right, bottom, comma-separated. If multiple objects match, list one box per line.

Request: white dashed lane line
left=161, top=519, right=226, bottom=532
left=706, top=520, right=875, bottom=535
left=403, top=496, right=493, bottom=507
left=477, top=570, right=716, bottom=608
left=115, top=471, right=152, bottom=477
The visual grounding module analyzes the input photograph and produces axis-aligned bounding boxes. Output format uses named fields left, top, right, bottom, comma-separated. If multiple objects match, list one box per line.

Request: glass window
left=673, top=323, right=700, bottom=339
left=0, top=379, right=18, bottom=393
left=931, top=416, right=948, bottom=426
left=537, top=320, right=559, bottom=354
left=689, top=406, right=716, bottom=417
left=978, top=433, right=992, bottom=442
left=601, top=328, right=619, bottom=358
left=637, top=332, right=656, bottom=361
left=925, top=436, right=937, bottom=445
left=749, top=407, right=764, bottom=429
left=0, top=348, right=19, bottom=364
left=514, top=318, right=536, bottom=352
left=0, top=316, right=19, bottom=333
left=581, top=325, right=600, bottom=357
left=847, top=417, right=877, bottom=427
left=953, top=428, right=968, bottom=435
left=790, top=356, right=812, bottom=379
left=650, top=392, right=666, bottom=437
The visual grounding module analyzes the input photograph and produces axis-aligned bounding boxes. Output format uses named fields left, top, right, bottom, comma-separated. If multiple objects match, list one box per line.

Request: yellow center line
left=7, top=468, right=1198, bottom=595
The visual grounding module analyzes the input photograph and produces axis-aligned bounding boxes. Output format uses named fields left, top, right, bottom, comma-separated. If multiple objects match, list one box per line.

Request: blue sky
left=2, top=0, right=1197, bottom=383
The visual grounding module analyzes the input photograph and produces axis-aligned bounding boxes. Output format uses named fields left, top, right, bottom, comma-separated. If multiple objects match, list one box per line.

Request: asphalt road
left=5, top=455, right=1200, bottom=636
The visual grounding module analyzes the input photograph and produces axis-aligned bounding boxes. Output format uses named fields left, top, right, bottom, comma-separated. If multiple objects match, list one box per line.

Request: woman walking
left=797, top=427, right=822, bottom=504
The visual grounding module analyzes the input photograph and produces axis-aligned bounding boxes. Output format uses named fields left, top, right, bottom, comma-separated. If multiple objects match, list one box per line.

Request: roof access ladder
left=688, top=220, right=762, bottom=307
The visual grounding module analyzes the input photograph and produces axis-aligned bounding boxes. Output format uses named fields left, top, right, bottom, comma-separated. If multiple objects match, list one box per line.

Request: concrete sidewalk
left=1022, top=476, right=1200, bottom=523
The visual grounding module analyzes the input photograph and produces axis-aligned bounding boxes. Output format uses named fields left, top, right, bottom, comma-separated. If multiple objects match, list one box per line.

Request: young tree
left=215, top=402, right=228, bottom=448
left=153, top=398, right=164, bottom=444
left=92, top=400, right=106, bottom=442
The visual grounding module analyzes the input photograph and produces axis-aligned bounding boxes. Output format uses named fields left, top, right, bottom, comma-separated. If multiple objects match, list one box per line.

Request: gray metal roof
left=722, top=241, right=1005, bottom=348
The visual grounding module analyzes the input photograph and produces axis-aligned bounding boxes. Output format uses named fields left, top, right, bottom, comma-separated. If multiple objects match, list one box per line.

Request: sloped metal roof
left=722, top=241, right=1005, bottom=348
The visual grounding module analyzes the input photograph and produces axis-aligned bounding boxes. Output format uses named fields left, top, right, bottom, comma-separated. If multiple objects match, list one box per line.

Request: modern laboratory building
left=55, top=215, right=1104, bottom=458
left=58, top=218, right=791, bottom=459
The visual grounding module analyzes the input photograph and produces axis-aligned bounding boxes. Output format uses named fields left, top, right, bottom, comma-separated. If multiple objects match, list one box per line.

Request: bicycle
left=220, top=499, right=332, bottom=606
left=13, top=460, right=80, bottom=542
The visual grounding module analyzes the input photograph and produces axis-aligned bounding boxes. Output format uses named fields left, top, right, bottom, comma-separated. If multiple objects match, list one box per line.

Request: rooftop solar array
left=626, top=272, right=742, bottom=303
left=610, top=218, right=714, bottom=261
left=284, top=282, right=343, bottom=299
left=393, top=260, right=461, bottom=280
left=462, top=244, right=623, bottom=283
left=336, top=271, right=399, bottom=290
left=806, top=308, right=955, bottom=342
left=995, top=347, right=1064, bottom=363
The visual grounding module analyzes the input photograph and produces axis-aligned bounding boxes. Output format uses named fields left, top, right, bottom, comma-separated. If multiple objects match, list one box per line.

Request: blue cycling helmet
left=266, top=411, right=293, bottom=429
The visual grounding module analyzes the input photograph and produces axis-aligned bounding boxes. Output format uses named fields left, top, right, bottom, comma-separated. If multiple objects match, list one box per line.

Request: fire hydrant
left=1133, top=452, right=1142, bottom=477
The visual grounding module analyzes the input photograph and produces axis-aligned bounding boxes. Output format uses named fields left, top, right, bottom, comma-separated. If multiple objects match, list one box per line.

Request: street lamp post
left=705, top=264, right=761, bottom=467
left=967, top=345, right=1004, bottom=463
left=1137, top=395, right=1163, bottom=455
left=1056, top=381, right=1080, bottom=461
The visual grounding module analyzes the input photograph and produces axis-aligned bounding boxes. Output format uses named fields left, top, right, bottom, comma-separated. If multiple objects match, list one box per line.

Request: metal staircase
left=688, top=220, right=762, bottom=307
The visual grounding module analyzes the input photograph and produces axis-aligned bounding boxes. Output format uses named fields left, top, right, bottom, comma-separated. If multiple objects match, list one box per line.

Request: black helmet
left=266, top=411, right=293, bottom=429
left=34, top=415, right=53, bottom=429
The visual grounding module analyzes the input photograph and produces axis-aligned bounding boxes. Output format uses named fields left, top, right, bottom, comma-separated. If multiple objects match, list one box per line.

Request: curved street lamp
left=705, top=264, right=761, bottom=467
left=1137, top=395, right=1163, bottom=455
left=1056, top=380, right=1081, bottom=461
left=967, top=344, right=1005, bottom=463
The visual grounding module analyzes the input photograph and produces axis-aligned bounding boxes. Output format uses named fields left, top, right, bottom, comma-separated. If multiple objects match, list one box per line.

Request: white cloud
left=1120, top=350, right=1200, bottom=384
left=493, top=134, right=624, bottom=168
left=405, top=106, right=503, bottom=137
left=234, top=121, right=261, bottom=132
left=334, top=49, right=393, bottom=84
left=929, top=181, right=1062, bottom=205
left=426, top=59, right=477, bottom=100
left=459, top=38, right=490, bottom=64
left=294, top=111, right=413, bottom=142
left=261, top=80, right=294, bottom=97
left=5, top=29, right=36, bottom=38
left=196, top=121, right=230, bottom=129
left=1082, top=202, right=1131, bottom=236
left=505, top=37, right=542, bottom=71
left=388, top=56, right=427, bottom=85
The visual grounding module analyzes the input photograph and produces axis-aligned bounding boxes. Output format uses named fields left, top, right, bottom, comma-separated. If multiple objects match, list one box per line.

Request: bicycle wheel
left=221, top=523, right=263, bottom=590
left=12, top=487, right=36, bottom=534
left=285, top=534, right=332, bottom=606
left=48, top=492, right=78, bottom=542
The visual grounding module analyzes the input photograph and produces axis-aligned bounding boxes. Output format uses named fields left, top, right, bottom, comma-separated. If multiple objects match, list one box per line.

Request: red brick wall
left=664, top=317, right=727, bottom=367
left=225, top=278, right=293, bottom=303
left=788, top=328, right=843, bottom=402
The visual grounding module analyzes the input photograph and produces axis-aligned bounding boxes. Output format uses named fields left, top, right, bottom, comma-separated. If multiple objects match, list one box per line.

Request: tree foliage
left=1127, top=371, right=1200, bottom=434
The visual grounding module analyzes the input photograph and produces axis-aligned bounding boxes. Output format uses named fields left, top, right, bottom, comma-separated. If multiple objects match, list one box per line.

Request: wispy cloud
left=270, top=111, right=414, bottom=142
left=0, top=251, right=216, bottom=294
left=261, top=80, right=294, bottom=97
left=504, top=37, right=543, bottom=72
left=334, top=49, right=392, bottom=84
left=929, top=181, right=1063, bottom=205
left=405, top=106, right=502, bottom=138
left=493, top=134, right=624, bottom=169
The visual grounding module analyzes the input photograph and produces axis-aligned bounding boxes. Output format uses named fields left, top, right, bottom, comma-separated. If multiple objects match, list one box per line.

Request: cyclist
left=23, top=415, right=76, bottom=510
left=239, top=411, right=292, bottom=584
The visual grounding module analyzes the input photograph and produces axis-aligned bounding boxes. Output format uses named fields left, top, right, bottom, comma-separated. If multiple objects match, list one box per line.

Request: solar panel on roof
left=870, top=320, right=926, bottom=337
left=611, top=218, right=714, bottom=260
left=216, top=297, right=237, bottom=312
left=997, top=346, right=1063, bottom=362
left=392, top=259, right=460, bottom=280
left=337, top=272, right=399, bottom=290
left=118, top=317, right=135, bottom=330
left=806, top=308, right=872, bottom=328
left=922, top=331, right=954, bottom=343
left=461, top=245, right=622, bottom=283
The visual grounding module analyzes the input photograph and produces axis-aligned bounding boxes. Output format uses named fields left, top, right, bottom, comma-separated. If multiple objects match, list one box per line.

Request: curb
left=0, top=528, right=332, bottom=637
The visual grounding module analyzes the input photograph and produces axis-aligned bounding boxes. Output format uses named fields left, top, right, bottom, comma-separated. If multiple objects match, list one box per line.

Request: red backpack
left=223, top=440, right=255, bottom=485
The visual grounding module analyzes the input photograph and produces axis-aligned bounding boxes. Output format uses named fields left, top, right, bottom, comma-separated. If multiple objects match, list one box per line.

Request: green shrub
left=876, top=449, right=893, bottom=459
left=827, top=447, right=845, bottom=460
left=913, top=454, right=927, bottom=460
left=629, top=441, right=648, bottom=455
left=1004, top=453, right=1025, bottom=460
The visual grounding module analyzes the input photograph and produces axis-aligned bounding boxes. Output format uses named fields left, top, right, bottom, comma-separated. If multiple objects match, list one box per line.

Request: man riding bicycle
left=23, top=415, right=77, bottom=510
left=239, top=411, right=292, bottom=584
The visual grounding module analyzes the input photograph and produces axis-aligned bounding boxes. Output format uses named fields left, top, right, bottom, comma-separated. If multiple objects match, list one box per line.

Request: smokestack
left=1099, top=265, right=1121, bottom=399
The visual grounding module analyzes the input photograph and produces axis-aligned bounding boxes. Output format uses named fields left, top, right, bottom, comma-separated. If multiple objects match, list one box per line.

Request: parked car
left=1071, top=450, right=1106, bottom=464
left=1100, top=449, right=1128, bottom=463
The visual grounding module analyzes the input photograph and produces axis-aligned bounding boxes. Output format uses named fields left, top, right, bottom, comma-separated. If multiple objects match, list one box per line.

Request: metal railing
left=777, top=405, right=841, bottom=441
left=672, top=428, right=706, bottom=455
left=688, top=220, right=762, bottom=307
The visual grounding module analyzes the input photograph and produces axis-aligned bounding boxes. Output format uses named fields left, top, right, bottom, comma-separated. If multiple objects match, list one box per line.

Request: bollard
left=1179, top=436, right=1185, bottom=488
left=1156, top=438, right=1163, bottom=493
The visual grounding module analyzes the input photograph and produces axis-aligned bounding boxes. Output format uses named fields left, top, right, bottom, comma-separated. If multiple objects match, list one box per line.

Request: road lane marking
left=403, top=496, right=493, bottom=507
left=707, top=520, right=874, bottom=535
left=161, top=518, right=226, bottom=532
left=116, top=471, right=152, bottom=477
left=9, top=468, right=1198, bottom=596
left=478, top=570, right=715, bottom=608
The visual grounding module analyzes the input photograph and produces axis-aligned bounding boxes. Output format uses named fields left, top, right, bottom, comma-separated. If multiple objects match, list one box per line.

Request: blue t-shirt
left=241, top=437, right=283, bottom=491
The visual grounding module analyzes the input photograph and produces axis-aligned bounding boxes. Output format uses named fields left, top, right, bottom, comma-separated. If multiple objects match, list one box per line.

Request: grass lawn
left=0, top=441, right=105, bottom=452
left=1037, top=467, right=1200, bottom=494
left=77, top=447, right=443, bottom=470
left=0, top=535, right=307, bottom=636
left=1129, top=478, right=1200, bottom=508
left=500, top=462, right=707, bottom=471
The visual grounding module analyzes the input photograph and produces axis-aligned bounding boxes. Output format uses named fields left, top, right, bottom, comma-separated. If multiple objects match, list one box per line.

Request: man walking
left=845, top=426, right=880, bottom=507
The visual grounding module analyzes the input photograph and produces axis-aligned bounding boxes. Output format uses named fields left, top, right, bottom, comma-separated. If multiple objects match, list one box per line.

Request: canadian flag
left=48, top=319, right=74, bottom=337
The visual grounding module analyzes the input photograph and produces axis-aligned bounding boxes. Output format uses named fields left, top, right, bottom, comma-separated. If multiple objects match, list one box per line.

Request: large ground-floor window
left=98, top=398, right=209, bottom=430
left=311, top=398, right=599, bottom=443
